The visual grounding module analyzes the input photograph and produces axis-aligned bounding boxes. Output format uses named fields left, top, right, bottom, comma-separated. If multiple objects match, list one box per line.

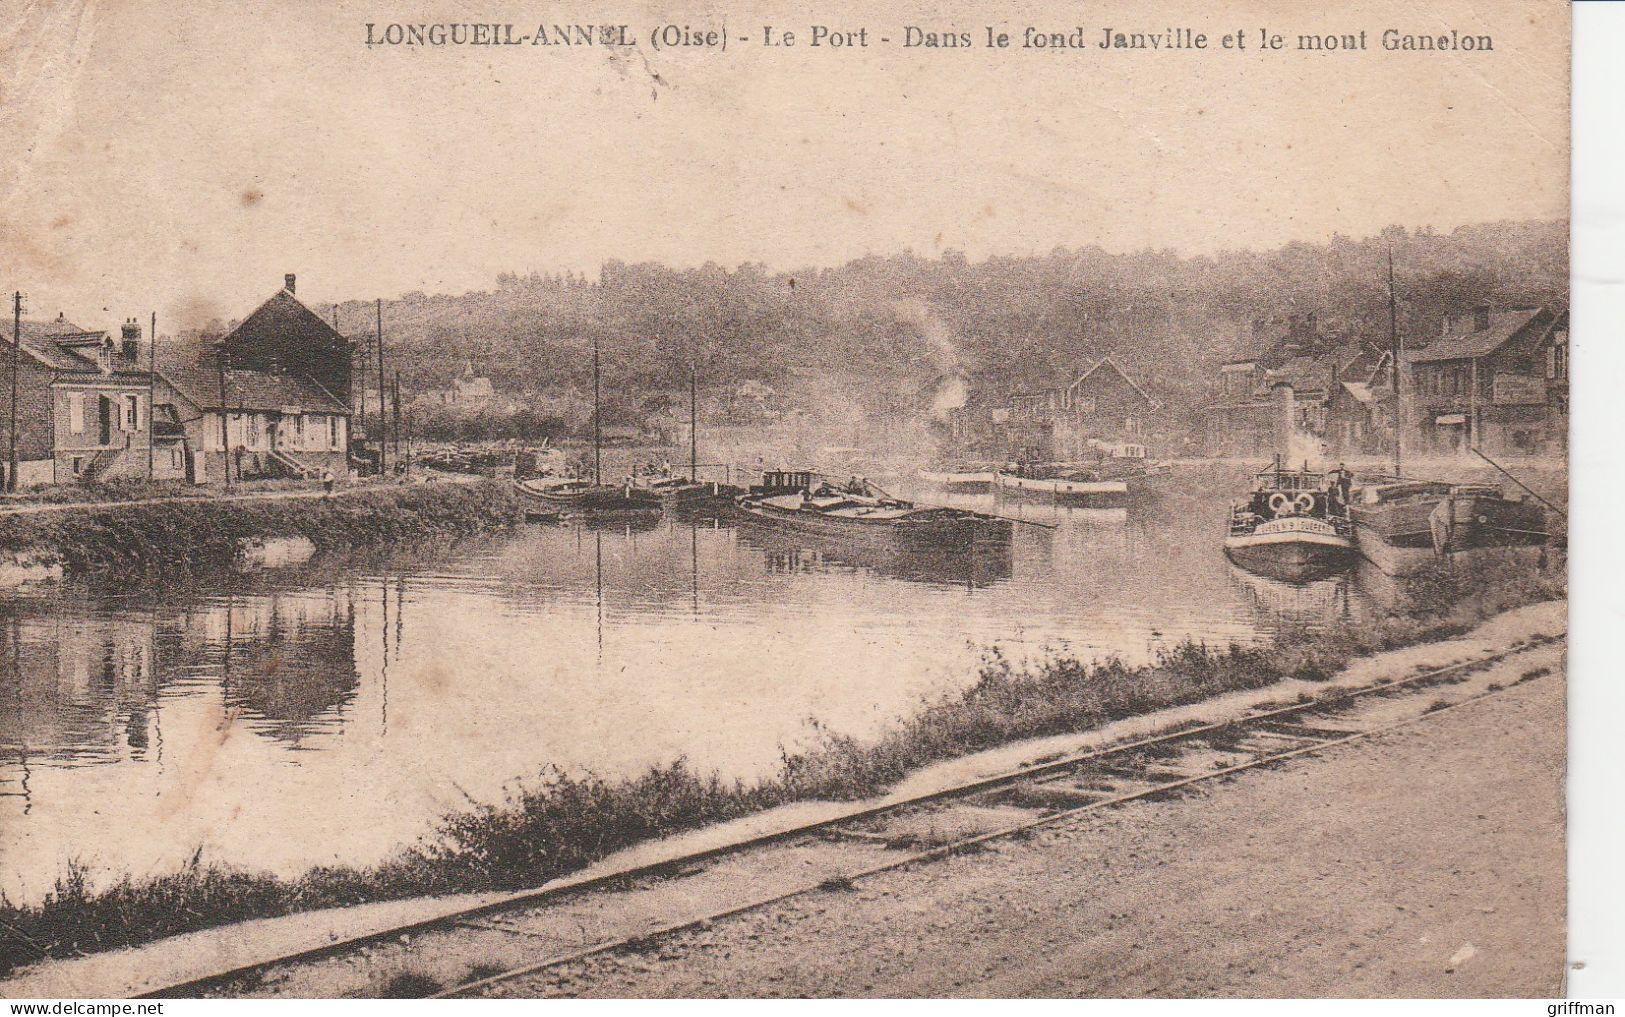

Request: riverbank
left=0, top=478, right=521, bottom=577
left=0, top=547, right=1564, bottom=982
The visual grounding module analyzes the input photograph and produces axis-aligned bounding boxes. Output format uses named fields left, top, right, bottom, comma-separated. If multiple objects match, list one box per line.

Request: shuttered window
left=69, top=393, right=84, bottom=434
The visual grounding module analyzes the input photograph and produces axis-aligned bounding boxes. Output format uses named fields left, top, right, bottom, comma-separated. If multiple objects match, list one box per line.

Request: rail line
left=138, top=634, right=1562, bottom=999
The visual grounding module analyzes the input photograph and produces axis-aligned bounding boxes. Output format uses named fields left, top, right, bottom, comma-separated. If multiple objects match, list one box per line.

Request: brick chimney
left=120, top=318, right=142, bottom=361
left=1472, top=305, right=1491, bottom=331
left=284, top=273, right=296, bottom=295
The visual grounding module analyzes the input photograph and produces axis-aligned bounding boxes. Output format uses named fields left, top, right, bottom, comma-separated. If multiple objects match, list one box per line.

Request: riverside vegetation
left=0, top=550, right=1565, bottom=977
left=0, top=480, right=525, bottom=576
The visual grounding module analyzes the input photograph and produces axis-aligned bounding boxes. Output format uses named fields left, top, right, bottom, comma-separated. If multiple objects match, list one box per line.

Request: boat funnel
left=1273, top=382, right=1296, bottom=464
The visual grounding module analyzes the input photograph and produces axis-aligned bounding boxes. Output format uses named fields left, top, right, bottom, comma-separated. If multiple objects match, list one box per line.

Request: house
left=1204, top=316, right=1333, bottom=456
left=1402, top=306, right=1566, bottom=456
left=1002, top=357, right=1157, bottom=458
left=0, top=314, right=178, bottom=487
left=153, top=275, right=353, bottom=484
left=1201, top=313, right=1392, bottom=457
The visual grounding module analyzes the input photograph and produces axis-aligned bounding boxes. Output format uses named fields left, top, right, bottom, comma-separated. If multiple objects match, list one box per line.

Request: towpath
left=495, top=648, right=1566, bottom=998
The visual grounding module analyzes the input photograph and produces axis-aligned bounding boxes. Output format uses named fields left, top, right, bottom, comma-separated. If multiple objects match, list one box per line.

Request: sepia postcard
left=0, top=0, right=1580, bottom=1001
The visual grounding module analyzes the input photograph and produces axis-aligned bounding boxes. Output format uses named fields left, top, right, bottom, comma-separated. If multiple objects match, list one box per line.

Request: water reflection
left=215, top=593, right=361, bottom=748
left=1226, top=564, right=1358, bottom=631
left=734, top=524, right=1015, bottom=589
left=1, top=477, right=1388, bottom=901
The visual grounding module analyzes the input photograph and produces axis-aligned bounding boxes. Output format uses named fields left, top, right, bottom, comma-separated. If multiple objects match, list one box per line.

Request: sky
left=0, top=0, right=1569, bottom=329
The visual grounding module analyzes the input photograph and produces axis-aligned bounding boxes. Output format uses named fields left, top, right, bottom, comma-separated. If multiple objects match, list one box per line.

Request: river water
left=0, top=475, right=1391, bottom=902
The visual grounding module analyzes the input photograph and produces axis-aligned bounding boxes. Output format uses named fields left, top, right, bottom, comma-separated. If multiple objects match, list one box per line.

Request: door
left=97, top=397, right=112, bottom=446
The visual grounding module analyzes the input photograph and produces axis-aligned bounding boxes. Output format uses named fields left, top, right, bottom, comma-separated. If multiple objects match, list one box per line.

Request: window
left=1548, top=341, right=1567, bottom=381
left=69, top=393, right=84, bottom=434
left=171, top=447, right=183, bottom=469
left=329, top=415, right=341, bottom=449
left=125, top=395, right=140, bottom=430
left=72, top=456, right=84, bottom=476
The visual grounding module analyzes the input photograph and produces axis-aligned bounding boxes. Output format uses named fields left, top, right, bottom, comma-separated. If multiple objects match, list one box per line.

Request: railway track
left=139, top=633, right=1562, bottom=999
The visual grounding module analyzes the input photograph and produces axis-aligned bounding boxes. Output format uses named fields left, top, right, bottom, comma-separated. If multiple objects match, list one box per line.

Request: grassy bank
left=0, top=481, right=523, bottom=576
left=0, top=552, right=1565, bottom=977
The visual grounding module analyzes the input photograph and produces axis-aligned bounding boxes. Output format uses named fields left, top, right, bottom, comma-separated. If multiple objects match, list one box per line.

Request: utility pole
left=391, top=370, right=402, bottom=474
left=592, top=333, right=601, bottom=485
left=375, top=298, right=387, bottom=477
left=689, top=358, right=698, bottom=482
left=1387, top=248, right=1403, bottom=479
left=9, top=291, right=21, bottom=492
left=147, top=311, right=157, bottom=480
left=356, top=330, right=368, bottom=436
left=217, top=347, right=232, bottom=491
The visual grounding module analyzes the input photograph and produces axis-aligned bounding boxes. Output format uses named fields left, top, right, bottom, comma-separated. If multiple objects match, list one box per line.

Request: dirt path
left=498, top=667, right=1566, bottom=998
left=0, top=472, right=477, bottom=517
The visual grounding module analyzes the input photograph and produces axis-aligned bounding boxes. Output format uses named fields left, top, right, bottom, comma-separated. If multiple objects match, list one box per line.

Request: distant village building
left=452, top=364, right=495, bottom=403
left=1202, top=314, right=1389, bottom=458
left=1002, top=357, right=1157, bottom=458
left=1, top=314, right=169, bottom=487
left=154, top=275, right=353, bottom=484
left=422, top=363, right=495, bottom=406
left=1202, top=306, right=1567, bottom=459
left=1403, top=306, right=1567, bottom=456
left=721, top=379, right=780, bottom=424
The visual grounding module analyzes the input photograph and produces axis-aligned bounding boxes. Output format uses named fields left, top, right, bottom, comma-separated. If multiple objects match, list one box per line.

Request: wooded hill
left=325, top=220, right=1567, bottom=432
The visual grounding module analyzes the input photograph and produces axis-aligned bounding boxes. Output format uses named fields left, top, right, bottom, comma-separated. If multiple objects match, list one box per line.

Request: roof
left=224, top=288, right=347, bottom=348
left=1407, top=308, right=1546, bottom=364
left=1069, top=357, right=1155, bottom=406
left=1341, top=381, right=1377, bottom=405
left=1265, top=355, right=1335, bottom=393
left=159, top=346, right=348, bottom=414
left=9, top=317, right=149, bottom=376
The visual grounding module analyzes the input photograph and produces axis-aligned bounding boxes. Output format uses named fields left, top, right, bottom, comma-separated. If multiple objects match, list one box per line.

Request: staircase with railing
left=268, top=448, right=321, bottom=480
left=78, top=447, right=127, bottom=484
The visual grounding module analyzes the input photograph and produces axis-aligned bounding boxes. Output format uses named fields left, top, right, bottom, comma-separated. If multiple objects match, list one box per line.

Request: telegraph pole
left=9, top=291, right=21, bottom=492
left=1387, top=248, right=1403, bottom=479
left=375, top=298, right=387, bottom=477
left=689, top=358, right=698, bottom=482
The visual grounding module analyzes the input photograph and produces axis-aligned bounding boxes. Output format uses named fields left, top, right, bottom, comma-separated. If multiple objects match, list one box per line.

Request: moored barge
left=733, top=474, right=1012, bottom=548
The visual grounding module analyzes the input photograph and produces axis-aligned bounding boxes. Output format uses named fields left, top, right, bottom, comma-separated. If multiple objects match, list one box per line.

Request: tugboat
left=1224, top=458, right=1356, bottom=581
